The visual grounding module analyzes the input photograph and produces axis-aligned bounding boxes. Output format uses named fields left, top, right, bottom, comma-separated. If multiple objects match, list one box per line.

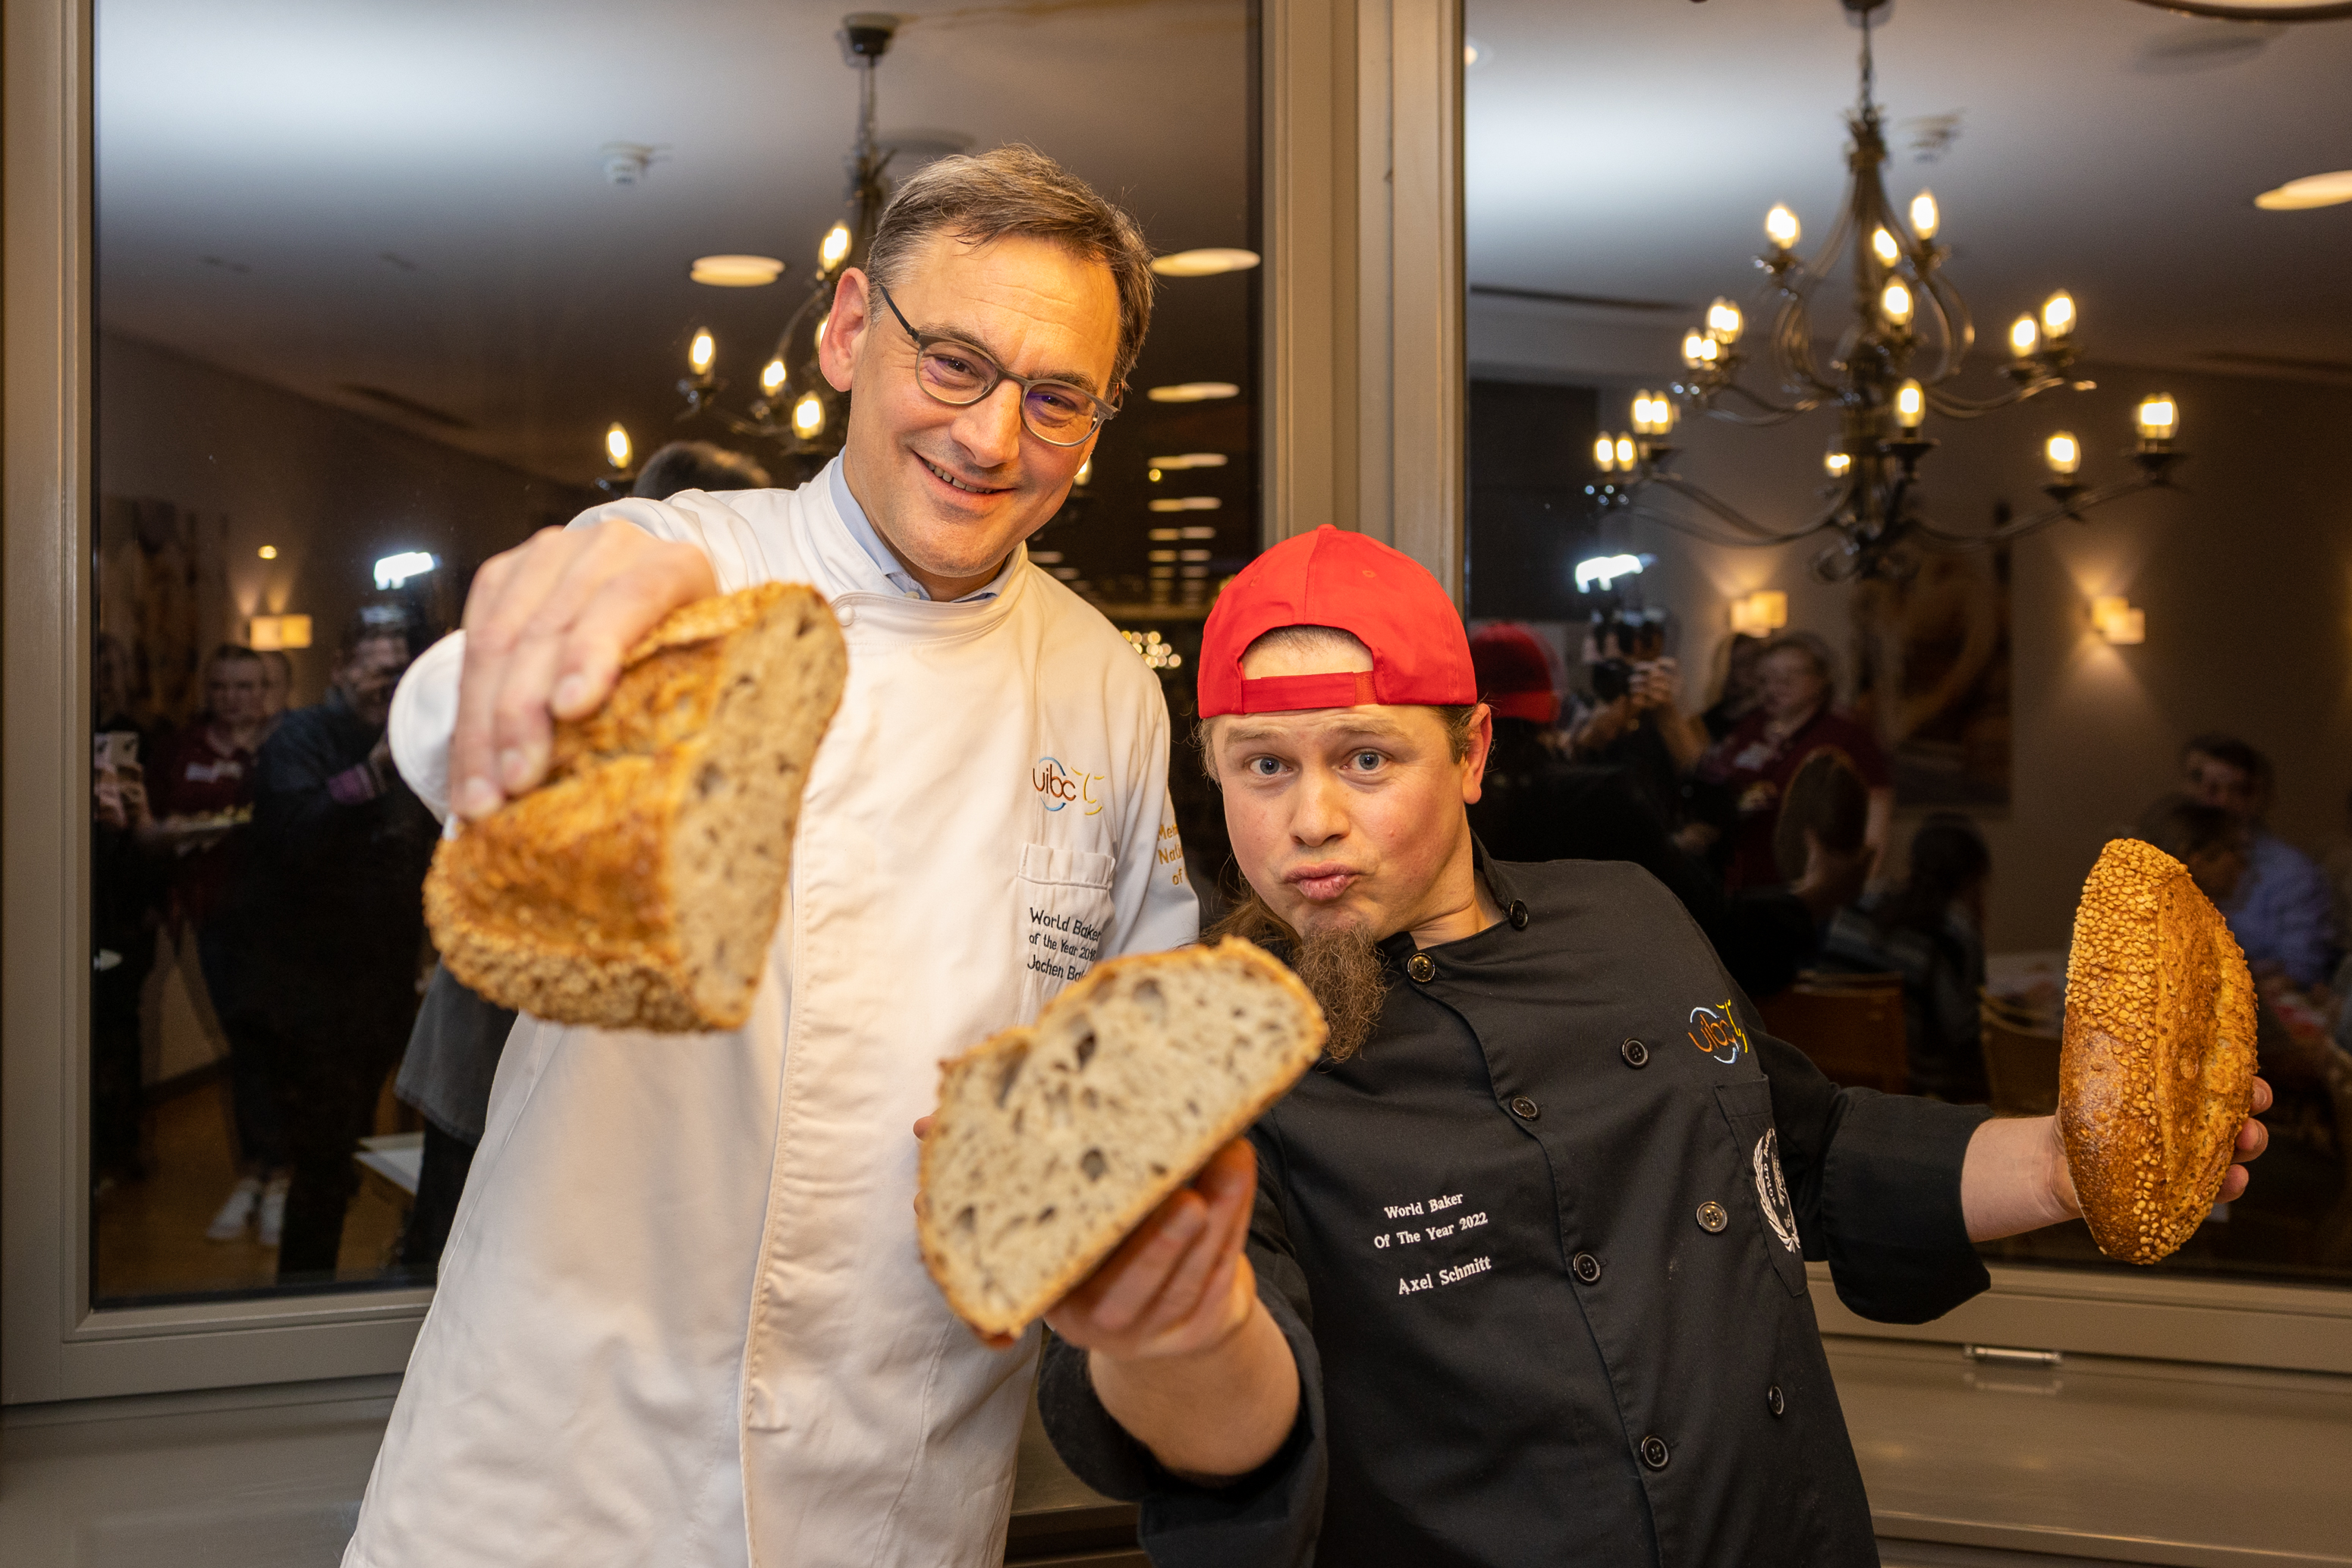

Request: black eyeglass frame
left=869, top=278, right=1121, bottom=447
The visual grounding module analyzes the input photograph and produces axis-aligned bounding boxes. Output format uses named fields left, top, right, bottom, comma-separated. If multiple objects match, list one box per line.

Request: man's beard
left=1292, top=922, right=1388, bottom=1064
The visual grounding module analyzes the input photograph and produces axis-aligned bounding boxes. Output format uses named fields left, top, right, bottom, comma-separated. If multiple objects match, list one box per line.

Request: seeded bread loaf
left=423, top=582, right=846, bottom=1032
left=2060, top=837, right=2258, bottom=1264
left=918, top=938, right=1328, bottom=1337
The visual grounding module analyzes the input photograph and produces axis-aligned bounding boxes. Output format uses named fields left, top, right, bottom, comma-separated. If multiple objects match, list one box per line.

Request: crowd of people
left=1464, top=618, right=2344, bottom=1111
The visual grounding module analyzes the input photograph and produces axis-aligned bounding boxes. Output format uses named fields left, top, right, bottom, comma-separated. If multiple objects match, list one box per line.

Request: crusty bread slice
left=2061, top=837, right=2258, bottom=1264
left=423, top=582, right=846, bottom=1032
left=918, top=938, right=1327, bottom=1337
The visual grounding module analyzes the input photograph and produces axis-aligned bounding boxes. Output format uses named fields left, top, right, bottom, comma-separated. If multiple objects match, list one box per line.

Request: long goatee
left=1207, top=891, right=1388, bottom=1062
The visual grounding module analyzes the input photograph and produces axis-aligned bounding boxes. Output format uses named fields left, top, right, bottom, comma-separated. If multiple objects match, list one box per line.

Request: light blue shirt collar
left=828, top=457, right=1012, bottom=603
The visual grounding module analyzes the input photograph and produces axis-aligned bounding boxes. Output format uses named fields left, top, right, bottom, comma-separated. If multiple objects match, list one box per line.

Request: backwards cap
left=1198, top=525, right=1476, bottom=717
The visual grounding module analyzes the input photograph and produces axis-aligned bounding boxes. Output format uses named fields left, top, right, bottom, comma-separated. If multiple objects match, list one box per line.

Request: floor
left=93, top=1081, right=413, bottom=1304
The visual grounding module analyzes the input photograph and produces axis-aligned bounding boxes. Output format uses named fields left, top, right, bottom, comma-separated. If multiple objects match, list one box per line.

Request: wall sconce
left=2090, top=595, right=2144, bottom=645
left=249, top=614, right=313, bottom=651
left=1730, top=590, right=1789, bottom=638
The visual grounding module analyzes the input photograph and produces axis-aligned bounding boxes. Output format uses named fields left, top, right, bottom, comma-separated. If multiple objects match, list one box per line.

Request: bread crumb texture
left=423, top=582, right=846, bottom=1032
left=2060, top=837, right=2256, bottom=1264
left=918, top=938, right=1329, bottom=1337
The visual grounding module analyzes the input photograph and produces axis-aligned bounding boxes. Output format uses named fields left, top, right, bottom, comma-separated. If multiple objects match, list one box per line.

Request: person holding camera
left=1563, top=611, right=1708, bottom=828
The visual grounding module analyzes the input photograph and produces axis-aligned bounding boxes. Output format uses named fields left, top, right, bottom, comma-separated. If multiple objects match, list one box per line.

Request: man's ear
left=1460, top=703, right=1495, bottom=806
left=819, top=269, right=871, bottom=394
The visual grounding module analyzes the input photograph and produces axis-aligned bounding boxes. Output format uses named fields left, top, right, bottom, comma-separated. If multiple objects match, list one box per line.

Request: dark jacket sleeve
left=251, top=708, right=383, bottom=862
left=1750, top=1018, right=1992, bottom=1324
left=1036, top=1119, right=1326, bottom=1568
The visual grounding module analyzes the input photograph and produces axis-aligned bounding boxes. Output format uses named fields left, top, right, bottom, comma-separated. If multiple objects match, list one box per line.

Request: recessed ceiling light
left=1146, top=382, right=1240, bottom=403
left=2255, top=171, right=2352, bottom=210
left=1149, top=249, right=1260, bottom=278
left=1148, top=452, right=1228, bottom=470
left=1464, top=36, right=1488, bottom=68
left=690, top=253, right=787, bottom=286
left=1148, top=497, right=1222, bottom=513
left=257, top=544, right=278, bottom=560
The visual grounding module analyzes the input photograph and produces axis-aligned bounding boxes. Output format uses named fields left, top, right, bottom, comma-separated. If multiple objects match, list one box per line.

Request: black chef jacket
left=1040, top=852, right=1993, bottom=1568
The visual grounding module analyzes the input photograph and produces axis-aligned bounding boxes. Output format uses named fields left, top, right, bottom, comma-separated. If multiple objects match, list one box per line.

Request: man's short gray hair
left=866, top=145, right=1156, bottom=395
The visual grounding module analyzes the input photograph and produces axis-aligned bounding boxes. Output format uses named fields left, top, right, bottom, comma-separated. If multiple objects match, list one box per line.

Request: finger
left=2250, top=1076, right=2274, bottom=1115
left=451, top=532, right=568, bottom=817
left=486, top=529, right=668, bottom=794
left=912, top=1114, right=936, bottom=1142
left=2235, top=1113, right=2268, bottom=1161
left=2219, top=1166, right=2250, bottom=1204
left=550, top=535, right=718, bottom=720
left=1085, top=1193, right=1209, bottom=1333
left=1130, top=1192, right=1244, bottom=1340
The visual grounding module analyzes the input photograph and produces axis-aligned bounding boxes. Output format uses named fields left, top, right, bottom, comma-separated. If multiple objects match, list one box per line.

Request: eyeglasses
left=870, top=278, right=1118, bottom=448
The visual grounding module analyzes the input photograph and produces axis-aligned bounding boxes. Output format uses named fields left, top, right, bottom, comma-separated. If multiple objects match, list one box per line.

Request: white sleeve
left=383, top=493, right=772, bottom=825
left=1103, top=675, right=1201, bottom=960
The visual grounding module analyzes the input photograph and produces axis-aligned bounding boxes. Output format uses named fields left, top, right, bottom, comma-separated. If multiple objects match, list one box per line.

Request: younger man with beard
left=1030, top=525, right=2272, bottom=1568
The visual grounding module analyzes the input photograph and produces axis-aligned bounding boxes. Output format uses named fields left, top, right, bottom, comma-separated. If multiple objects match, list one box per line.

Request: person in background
left=1818, top=812, right=1994, bottom=1101
left=2135, top=795, right=2252, bottom=909
left=222, top=604, right=439, bottom=1280
left=1693, top=631, right=1893, bottom=891
left=2317, top=787, right=2352, bottom=963
left=391, top=963, right=517, bottom=1275
left=1562, top=611, right=1708, bottom=827
left=259, top=648, right=294, bottom=735
left=631, top=438, right=772, bottom=500
left=1468, top=622, right=1863, bottom=1000
left=145, top=645, right=286, bottom=1242
left=1700, top=630, right=1768, bottom=740
left=2181, top=734, right=2334, bottom=985
left=91, top=633, right=164, bottom=1192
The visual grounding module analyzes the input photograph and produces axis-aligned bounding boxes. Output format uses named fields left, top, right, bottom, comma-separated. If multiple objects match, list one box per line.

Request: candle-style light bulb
left=2044, top=432, right=2082, bottom=476
left=760, top=357, right=788, bottom=394
left=688, top=328, right=716, bottom=376
left=2135, top=393, right=2179, bottom=445
left=792, top=391, right=825, bottom=439
left=1824, top=450, right=1852, bottom=479
left=1910, top=190, right=1940, bottom=241
left=1880, top=278, right=1915, bottom=328
left=1872, top=226, right=1901, bottom=267
left=1682, top=330, right=1712, bottom=369
left=605, top=423, right=633, bottom=470
left=1706, top=297, right=1744, bottom=343
left=1594, top=435, right=1617, bottom=474
left=1765, top=204, right=1801, bottom=251
left=1615, top=435, right=1637, bottom=469
left=819, top=222, right=852, bottom=273
left=2010, top=314, right=2040, bottom=357
left=2041, top=290, right=2077, bottom=339
left=1894, top=379, right=1926, bottom=432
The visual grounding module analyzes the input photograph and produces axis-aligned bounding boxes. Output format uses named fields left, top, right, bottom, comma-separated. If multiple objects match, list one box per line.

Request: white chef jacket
left=345, top=463, right=1199, bottom=1568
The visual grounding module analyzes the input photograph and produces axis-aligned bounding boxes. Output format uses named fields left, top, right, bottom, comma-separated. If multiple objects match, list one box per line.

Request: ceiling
left=96, top=0, right=1256, bottom=489
left=1464, top=0, right=2352, bottom=385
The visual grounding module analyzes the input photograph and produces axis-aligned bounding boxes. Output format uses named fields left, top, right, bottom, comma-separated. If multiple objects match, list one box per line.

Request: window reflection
left=1464, top=2, right=2352, bottom=1286
left=90, top=0, right=1258, bottom=1304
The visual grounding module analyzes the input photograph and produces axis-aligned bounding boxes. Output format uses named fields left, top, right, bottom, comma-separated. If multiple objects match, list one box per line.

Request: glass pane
left=91, top=0, right=1258, bottom=1306
left=1464, top=2, right=2352, bottom=1287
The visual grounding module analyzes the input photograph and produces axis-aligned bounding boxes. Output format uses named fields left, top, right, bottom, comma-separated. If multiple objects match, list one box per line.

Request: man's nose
left=948, top=381, right=1025, bottom=469
left=1289, top=768, right=1350, bottom=847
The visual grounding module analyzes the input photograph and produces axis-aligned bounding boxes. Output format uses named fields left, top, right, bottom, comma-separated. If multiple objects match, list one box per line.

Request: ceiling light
left=2044, top=432, right=2082, bottom=476
left=1180, top=526, right=1217, bottom=539
left=2254, top=170, right=2352, bottom=211
left=1871, top=226, right=1901, bottom=266
left=1909, top=190, right=1939, bottom=240
left=257, top=545, right=278, bottom=560
left=1146, top=382, right=1240, bottom=403
left=819, top=222, right=853, bottom=272
left=689, top=328, right=716, bottom=375
left=761, top=358, right=788, bottom=394
left=1149, top=249, right=1261, bottom=278
left=605, top=423, right=633, bottom=469
left=1764, top=204, right=1801, bottom=251
left=1149, top=453, right=1229, bottom=470
left=1148, top=496, right=1222, bottom=512
left=690, top=254, right=785, bottom=287
left=792, top=391, right=825, bottom=439
left=1148, top=528, right=1182, bottom=541
left=373, top=551, right=436, bottom=591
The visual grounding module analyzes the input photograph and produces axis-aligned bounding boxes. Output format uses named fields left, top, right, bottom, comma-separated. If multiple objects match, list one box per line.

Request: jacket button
left=1407, top=954, right=1435, bottom=982
left=1571, top=1250, right=1602, bottom=1284
left=1767, top=1384, right=1786, bottom=1418
left=1509, top=1095, right=1539, bottom=1121
left=1508, top=900, right=1530, bottom=929
left=1696, top=1202, right=1728, bottom=1233
left=1620, top=1038, right=1649, bottom=1069
left=1639, top=1435, right=1671, bottom=1470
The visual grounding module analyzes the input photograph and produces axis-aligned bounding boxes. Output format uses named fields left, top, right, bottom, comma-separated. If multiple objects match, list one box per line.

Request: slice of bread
left=918, top=938, right=1328, bottom=1337
left=423, top=582, right=846, bottom=1032
left=2061, top=837, right=2258, bottom=1264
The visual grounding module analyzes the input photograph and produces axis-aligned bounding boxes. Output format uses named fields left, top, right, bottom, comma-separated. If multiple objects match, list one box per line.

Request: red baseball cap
left=1469, top=623, right=1559, bottom=724
left=1198, top=526, right=1476, bottom=717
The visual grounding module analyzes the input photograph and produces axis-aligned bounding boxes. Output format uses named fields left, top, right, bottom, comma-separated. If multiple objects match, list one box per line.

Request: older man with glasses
left=347, top=146, right=1197, bottom=1568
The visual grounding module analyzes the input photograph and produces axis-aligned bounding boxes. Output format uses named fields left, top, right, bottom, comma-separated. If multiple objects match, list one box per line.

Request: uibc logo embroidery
left=1687, top=999, right=1750, bottom=1064
left=1033, top=756, right=1106, bottom=815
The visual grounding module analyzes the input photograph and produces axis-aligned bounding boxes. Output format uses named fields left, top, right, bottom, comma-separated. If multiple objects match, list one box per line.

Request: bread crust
left=917, top=938, right=1327, bottom=1337
left=2060, top=837, right=2257, bottom=1264
left=423, top=582, right=844, bottom=1032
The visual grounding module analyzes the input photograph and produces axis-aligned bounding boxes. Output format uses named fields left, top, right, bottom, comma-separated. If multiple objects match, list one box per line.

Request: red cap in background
left=1469, top=624, right=1559, bottom=724
left=1198, top=526, right=1476, bottom=717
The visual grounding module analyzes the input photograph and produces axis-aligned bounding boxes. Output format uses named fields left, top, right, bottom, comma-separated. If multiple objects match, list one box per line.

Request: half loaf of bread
left=919, top=938, right=1327, bottom=1337
left=423, top=582, right=846, bottom=1032
left=2060, top=837, right=2257, bottom=1264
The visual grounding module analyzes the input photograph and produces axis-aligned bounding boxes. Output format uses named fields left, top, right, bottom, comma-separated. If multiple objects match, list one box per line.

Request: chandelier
left=606, top=13, right=902, bottom=486
left=1589, top=0, right=2185, bottom=583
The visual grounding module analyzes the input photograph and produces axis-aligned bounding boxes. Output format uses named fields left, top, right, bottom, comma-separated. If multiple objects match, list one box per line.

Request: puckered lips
left=1285, top=861, right=1363, bottom=903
